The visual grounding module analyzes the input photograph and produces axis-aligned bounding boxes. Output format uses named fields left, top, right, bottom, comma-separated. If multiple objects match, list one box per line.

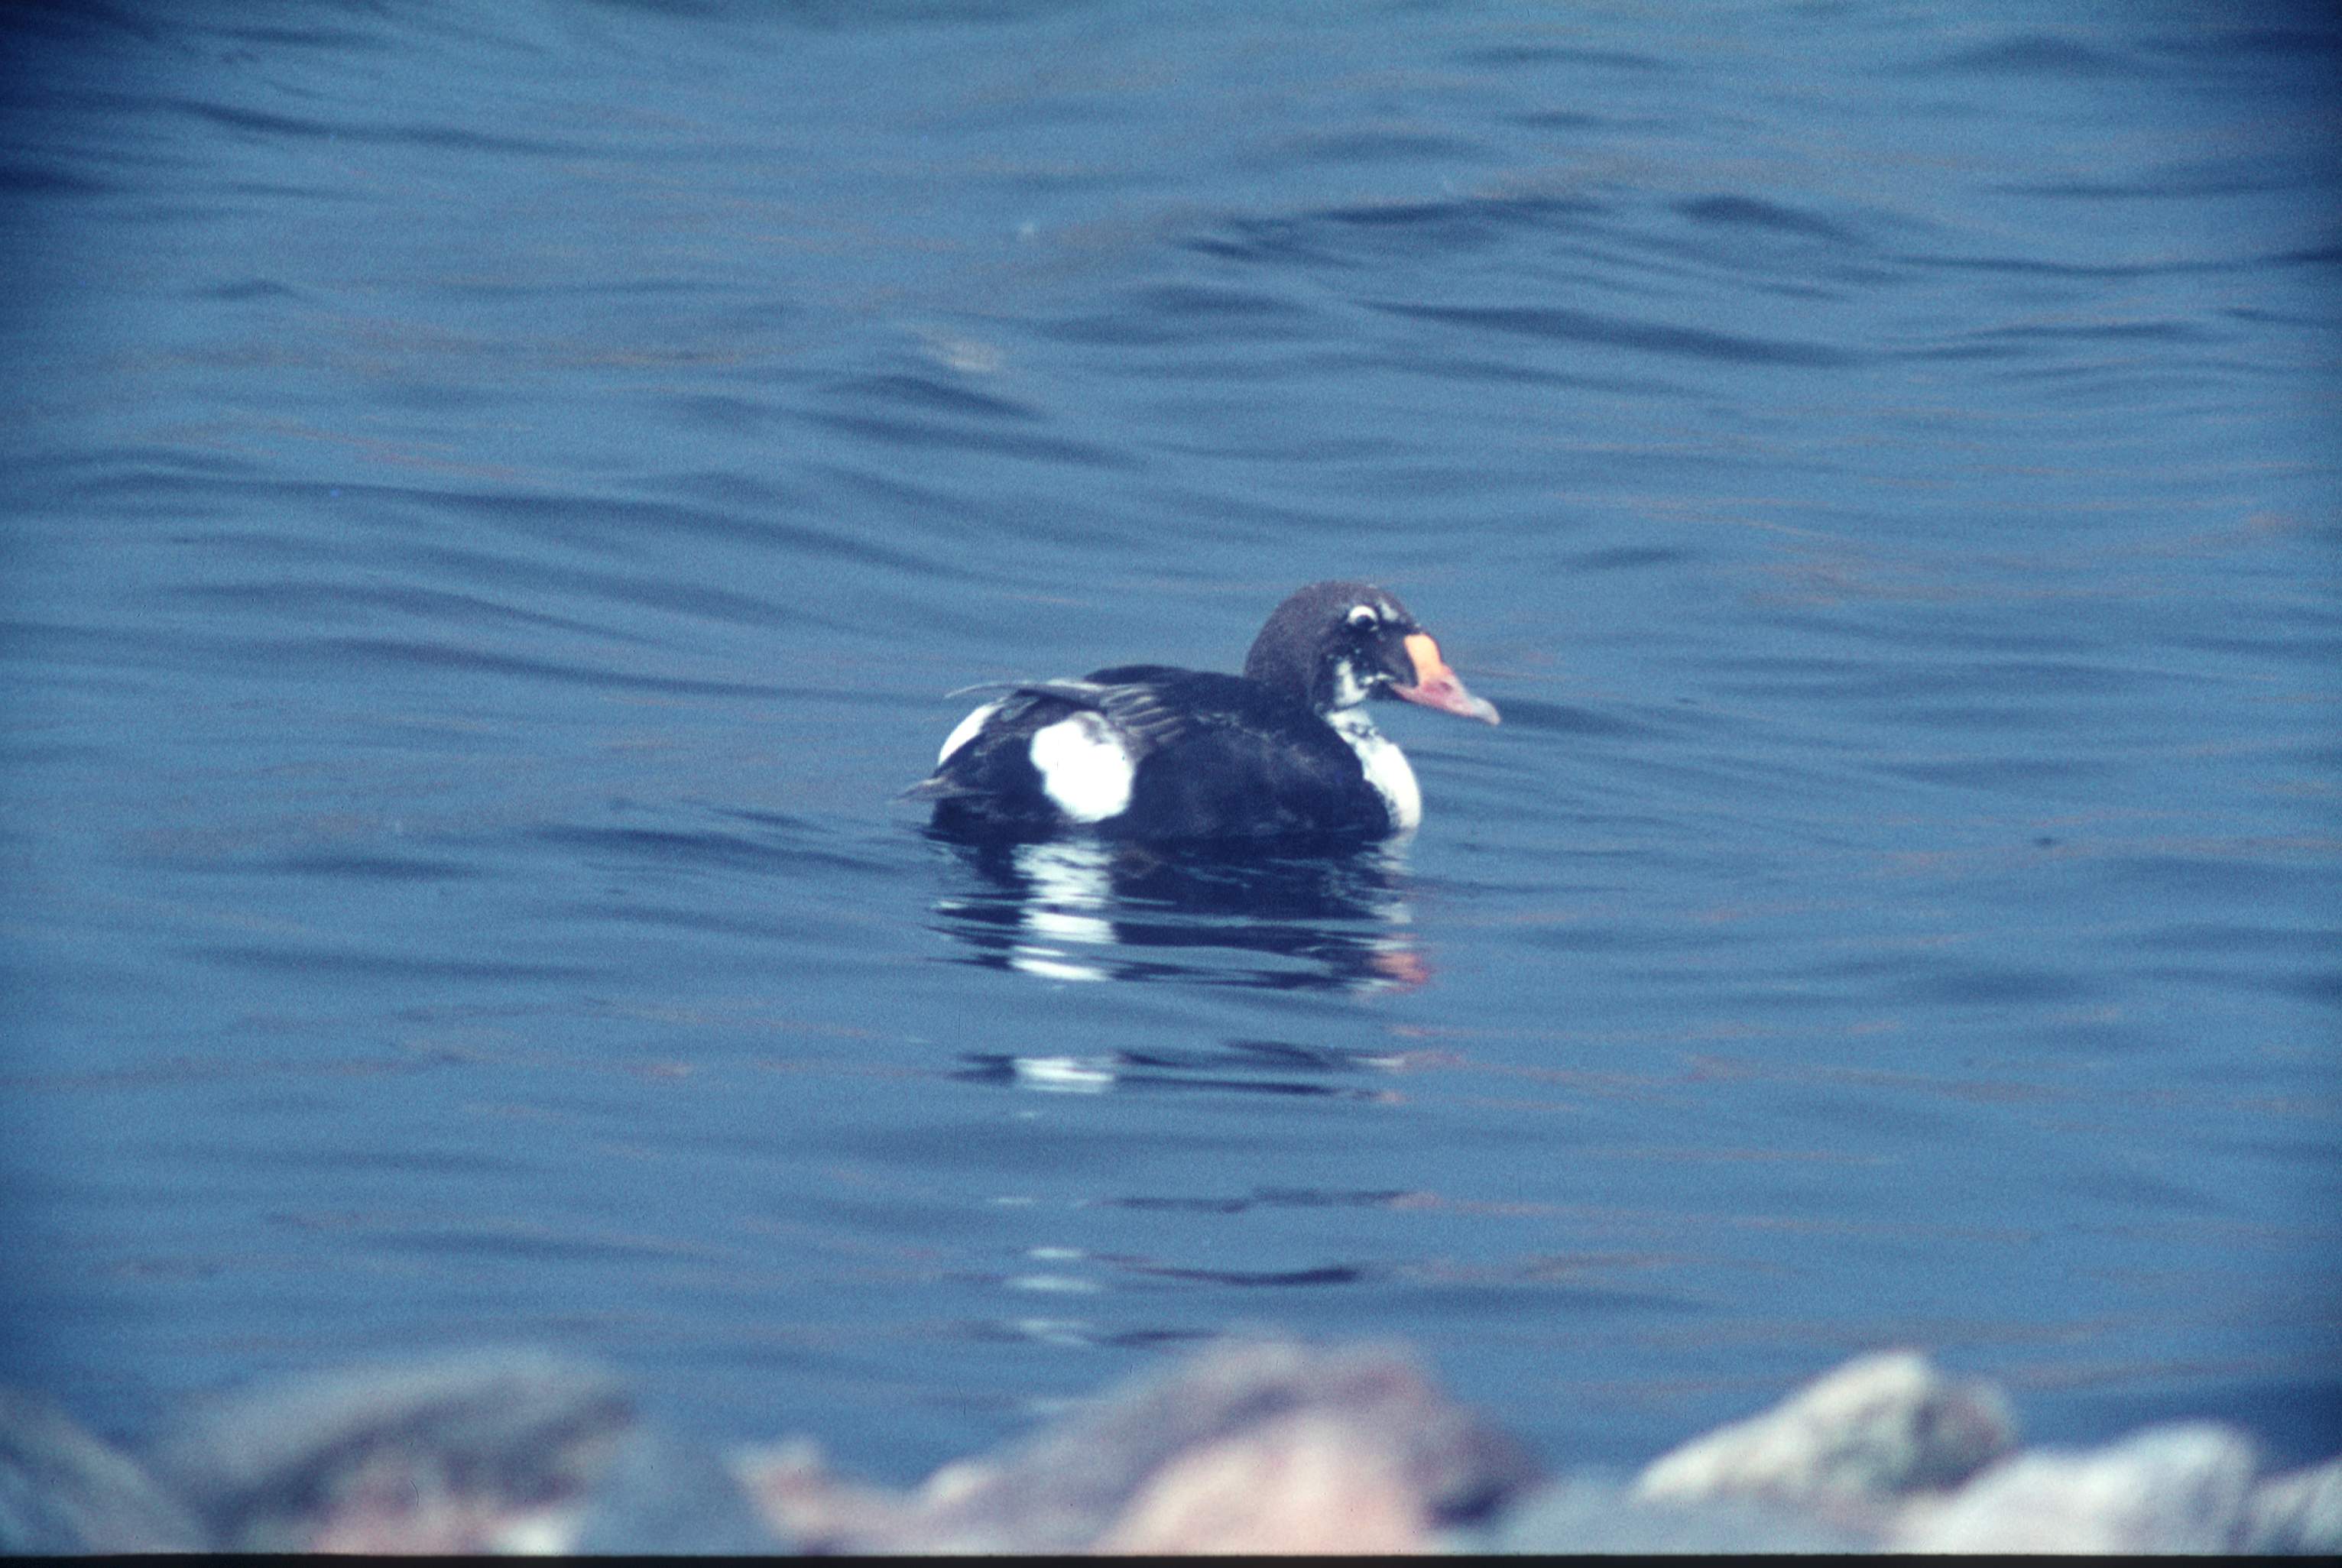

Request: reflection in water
left=965, top=1237, right=1387, bottom=1356
left=926, top=836, right=1428, bottom=993
left=953, top=1038, right=1408, bottom=1101
left=929, top=836, right=1428, bottom=1103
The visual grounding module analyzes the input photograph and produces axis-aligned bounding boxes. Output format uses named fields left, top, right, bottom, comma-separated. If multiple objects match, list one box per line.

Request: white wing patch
left=938, top=700, right=1004, bottom=764
left=1332, top=710, right=1421, bottom=834
left=1029, top=711, right=1137, bottom=823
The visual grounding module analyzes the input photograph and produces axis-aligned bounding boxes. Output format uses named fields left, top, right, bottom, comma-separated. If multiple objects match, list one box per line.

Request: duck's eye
left=1346, top=604, right=1379, bottom=630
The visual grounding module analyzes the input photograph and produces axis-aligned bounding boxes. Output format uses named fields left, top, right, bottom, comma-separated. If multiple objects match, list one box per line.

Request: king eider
left=907, top=580, right=1500, bottom=843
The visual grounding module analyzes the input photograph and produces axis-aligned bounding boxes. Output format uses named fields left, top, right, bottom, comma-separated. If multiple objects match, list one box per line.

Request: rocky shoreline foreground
left=4, top=1339, right=2337, bottom=1554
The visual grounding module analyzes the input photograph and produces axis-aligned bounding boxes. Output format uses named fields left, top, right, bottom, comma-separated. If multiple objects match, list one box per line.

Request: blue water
left=4, top=0, right=2337, bottom=1482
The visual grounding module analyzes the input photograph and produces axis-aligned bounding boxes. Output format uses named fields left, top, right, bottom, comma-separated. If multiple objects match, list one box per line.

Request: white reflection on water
left=931, top=835, right=1429, bottom=996
left=1007, top=840, right=1117, bottom=983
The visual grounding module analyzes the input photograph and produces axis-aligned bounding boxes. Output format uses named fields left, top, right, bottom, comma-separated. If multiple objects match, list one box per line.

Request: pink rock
left=746, top=1336, right=1537, bottom=1553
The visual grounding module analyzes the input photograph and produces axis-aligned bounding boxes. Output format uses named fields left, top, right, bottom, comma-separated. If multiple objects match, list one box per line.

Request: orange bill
left=1393, top=632, right=1500, bottom=724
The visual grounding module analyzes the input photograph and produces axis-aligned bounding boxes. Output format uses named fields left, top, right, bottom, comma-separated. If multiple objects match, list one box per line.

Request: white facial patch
left=1028, top=711, right=1137, bottom=823
left=1332, top=709, right=1421, bottom=834
left=938, top=699, right=1003, bottom=764
left=1329, top=656, right=1371, bottom=710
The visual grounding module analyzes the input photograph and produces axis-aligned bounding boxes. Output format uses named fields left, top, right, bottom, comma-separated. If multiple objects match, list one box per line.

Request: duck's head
left=1244, top=580, right=1500, bottom=724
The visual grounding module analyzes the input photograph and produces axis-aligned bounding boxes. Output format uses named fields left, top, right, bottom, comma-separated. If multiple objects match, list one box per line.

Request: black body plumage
left=909, top=581, right=1498, bottom=844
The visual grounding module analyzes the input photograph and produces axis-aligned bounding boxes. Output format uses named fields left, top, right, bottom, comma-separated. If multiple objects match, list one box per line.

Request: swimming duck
left=908, top=580, right=1499, bottom=842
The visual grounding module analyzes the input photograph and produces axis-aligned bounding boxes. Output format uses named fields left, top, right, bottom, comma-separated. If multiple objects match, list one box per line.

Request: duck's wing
left=1015, top=669, right=1203, bottom=760
left=941, top=666, right=1206, bottom=764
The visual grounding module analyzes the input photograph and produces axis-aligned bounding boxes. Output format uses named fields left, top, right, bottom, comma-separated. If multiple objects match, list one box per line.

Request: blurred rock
left=2240, top=1453, right=2342, bottom=1556
left=0, top=1388, right=208, bottom=1553
left=1443, top=1475, right=1877, bottom=1554
left=144, top=1348, right=642, bottom=1553
left=1635, top=1350, right=2015, bottom=1525
left=8, top=1336, right=2338, bottom=1554
left=736, top=1434, right=917, bottom=1547
left=1088, top=1404, right=1437, bottom=1553
left=742, top=1336, right=1539, bottom=1553
left=1894, top=1421, right=2259, bottom=1553
left=567, top=1427, right=783, bottom=1555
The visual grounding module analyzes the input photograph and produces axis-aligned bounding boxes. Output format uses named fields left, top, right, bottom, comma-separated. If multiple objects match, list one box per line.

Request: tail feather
left=900, top=773, right=972, bottom=802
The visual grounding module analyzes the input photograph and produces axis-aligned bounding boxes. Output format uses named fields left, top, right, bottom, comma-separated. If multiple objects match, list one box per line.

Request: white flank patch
left=1332, top=710, right=1421, bottom=833
left=1028, top=711, right=1136, bottom=823
left=938, top=699, right=1003, bottom=763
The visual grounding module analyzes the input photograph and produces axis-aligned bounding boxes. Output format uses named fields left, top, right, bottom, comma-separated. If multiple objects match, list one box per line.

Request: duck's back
left=923, top=666, right=1392, bottom=843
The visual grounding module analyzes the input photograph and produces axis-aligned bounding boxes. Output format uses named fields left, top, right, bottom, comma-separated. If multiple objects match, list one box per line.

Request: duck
left=907, top=580, right=1500, bottom=843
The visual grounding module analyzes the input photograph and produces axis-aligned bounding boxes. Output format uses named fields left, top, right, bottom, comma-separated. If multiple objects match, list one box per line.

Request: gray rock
left=569, top=1427, right=784, bottom=1555
left=0, top=1387, right=209, bottom=1553
left=144, top=1347, right=634, bottom=1552
left=1635, top=1349, right=2016, bottom=1521
left=2241, top=1453, right=2342, bottom=1556
left=12, top=1334, right=2331, bottom=1556
left=1895, top=1421, right=2259, bottom=1553
left=1445, top=1475, right=1878, bottom=1554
